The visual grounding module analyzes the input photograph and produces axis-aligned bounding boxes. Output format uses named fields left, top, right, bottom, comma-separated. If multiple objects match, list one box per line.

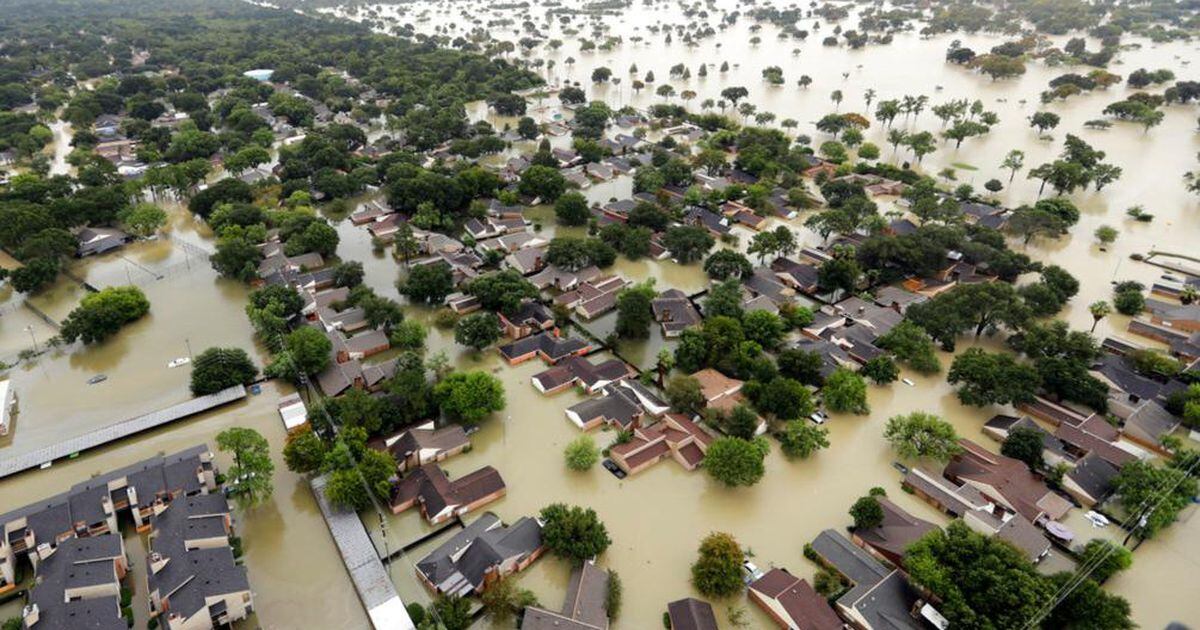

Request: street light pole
left=24, top=325, right=37, bottom=353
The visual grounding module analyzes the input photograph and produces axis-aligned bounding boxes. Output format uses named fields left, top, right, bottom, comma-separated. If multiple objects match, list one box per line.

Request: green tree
left=690, top=532, right=744, bottom=597
left=519, top=165, right=567, bottom=201
left=60, top=286, right=151, bottom=344
left=564, top=435, right=600, bottom=471
left=539, top=503, right=611, bottom=564
left=1077, top=539, right=1133, bottom=583
left=907, top=282, right=1030, bottom=350
left=662, top=225, right=715, bottom=263
left=883, top=412, right=962, bottom=461
left=741, top=310, right=784, bottom=350
left=776, top=421, right=829, bottom=459
left=703, top=279, right=745, bottom=320
left=211, top=234, right=263, bottom=282
left=434, top=371, right=505, bottom=424
left=481, top=577, right=538, bottom=625
left=117, top=202, right=168, bottom=237
left=906, top=522, right=1052, bottom=630
left=666, top=375, right=705, bottom=415
left=860, top=355, right=900, bottom=384
left=1001, top=427, right=1045, bottom=470
left=190, top=347, right=257, bottom=395
left=554, top=191, right=590, bottom=225
left=217, top=427, right=274, bottom=507
left=466, top=269, right=539, bottom=316
left=1113, top=460, right=1197, bottom=538
left=269, top=326, right=332, bottom=379
left=615, top=282, right=656, bottom=339
left=282, top=426, right=327, bottom=474
left=432, top=595, right=473, bottom=630
left=948, top=348, right=1040, bottom=407
left=750, top=377, right=813, bottom=420
left=1044, top=573, right=1134, bottom=630
left=703, top=437, right=768, bottom=487
left=399, top=263, right=454, bottom=305
left=849, top=495, right=884, bottom=529
left=1088, top=300, right=1112, bottom=333
left=454, top=312, right=501, bottom=351
left=704, top=250, right=753, bottom=280
left=822, top=368, right=869, bottom=414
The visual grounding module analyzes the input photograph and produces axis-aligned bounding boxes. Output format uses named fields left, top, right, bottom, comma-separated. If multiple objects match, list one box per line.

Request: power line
left=1020, top=455, right=1199, bottom=629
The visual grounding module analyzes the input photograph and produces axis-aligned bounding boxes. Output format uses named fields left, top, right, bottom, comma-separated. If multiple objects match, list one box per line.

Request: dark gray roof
left=1094, top=355, right=1163, bottom=401
left=1066, top=453, right=1120, bottom=502
left=844, top=570, right=923, bottom=630
left=27, top=535, right=126, bottom=630
left=146, top=494, right=247, bottom=621
left=417, top=513, right=542, bottom=595
left=811, top=529, right=890, bottom=606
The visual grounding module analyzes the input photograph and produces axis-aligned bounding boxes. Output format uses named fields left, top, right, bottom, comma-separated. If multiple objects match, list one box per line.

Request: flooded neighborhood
left=1, top=0, right=1199, bottom=629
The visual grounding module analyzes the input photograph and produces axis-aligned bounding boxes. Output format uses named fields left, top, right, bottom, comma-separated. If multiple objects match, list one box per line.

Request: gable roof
left=944, top=440, right=1070, bottom=523
left=853, top=497, right=938, bottom=564
left=749, top=568, right=842, bottom=630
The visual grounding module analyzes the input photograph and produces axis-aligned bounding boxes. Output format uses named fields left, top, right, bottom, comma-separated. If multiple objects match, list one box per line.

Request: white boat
left=902, top=378, right=915, bottom=386
left=167, top=357, right=191, bottom=368
left=1084, top=511, right=1110, bottom=528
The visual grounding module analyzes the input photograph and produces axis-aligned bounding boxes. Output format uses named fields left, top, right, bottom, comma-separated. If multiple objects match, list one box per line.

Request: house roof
left=750, top=568, right=842, bottom=630
left=1093, top=355, right=1164, bottom=401
left=667, top=598, right=718, bottom=630
left=146, top=495, right=247, bottom=623
left=853, top=497, right=938, bottom=563
left=27, top=535, right=126, bottom=630
left=497, top=331, right=590, bottom=363
left=566, top=384, right=644, bottom=429
left=1053, top=422, right=1137, bottom=468
left=393, top=465, right=504, bottom=521
left=1123, top=400, right=1180, bottom=446
left=416, top=514, right=541, bottom=596
left=1065, top=453, right=1120, bottom=503
left=844, top=569, right=924, bottom=630
left=944, top=440, right=1071, bottom=523
left=388, top=425, right=469, bottom=460
left=811, top=529, right=891, bottom=595
left=690, top=368, right=743, bottom=403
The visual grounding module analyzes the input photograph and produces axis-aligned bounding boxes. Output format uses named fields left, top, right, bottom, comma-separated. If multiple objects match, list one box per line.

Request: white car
left=810, top=412, right=827, bottom=425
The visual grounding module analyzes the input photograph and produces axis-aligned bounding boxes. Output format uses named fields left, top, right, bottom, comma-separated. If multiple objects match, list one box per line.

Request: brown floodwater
left=325, top=3, right=1200, bottom=626
left=4, top=1, right=1199, bottom=627
left=0, top=203, right=268, bottom=457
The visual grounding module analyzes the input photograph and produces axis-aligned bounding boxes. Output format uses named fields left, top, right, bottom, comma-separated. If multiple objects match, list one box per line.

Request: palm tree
left=831, top=90, right=843, bottom=111
left=887, top=129, right=907, bottom=161
left=864, top=88, right=877, bottom=108
left=1001, top=149, right=1025, bottom=183
left=1089, top=300, right=1111, bottom=333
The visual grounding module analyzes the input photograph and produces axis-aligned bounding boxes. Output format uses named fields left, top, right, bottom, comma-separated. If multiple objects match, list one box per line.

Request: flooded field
left=0, top=204, right=267, bottom=457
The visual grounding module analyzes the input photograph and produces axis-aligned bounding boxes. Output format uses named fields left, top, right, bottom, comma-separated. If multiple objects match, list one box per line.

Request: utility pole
left=185, top=337, right=193, bottom=360
left=24, top=325, right=38, bottom=353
